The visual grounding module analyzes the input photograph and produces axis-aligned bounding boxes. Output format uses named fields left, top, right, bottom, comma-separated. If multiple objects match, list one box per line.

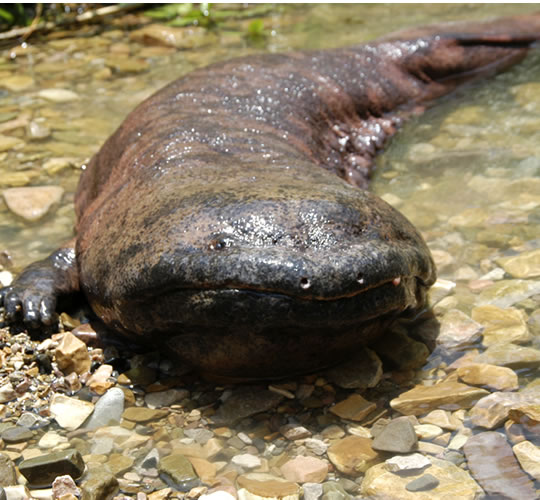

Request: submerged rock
left=2, top=186, right=64, bottom=222
left=496, top=248, right=540, bottom=278
left=18, top=449, right=85, bottom=487
left=463, top=431, right=536, bottom=500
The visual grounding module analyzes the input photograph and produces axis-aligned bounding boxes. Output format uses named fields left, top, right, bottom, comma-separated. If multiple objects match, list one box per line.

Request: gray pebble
left=84, top=387, right=124, bottom=430
left=405, top=473, right=440, bottom=492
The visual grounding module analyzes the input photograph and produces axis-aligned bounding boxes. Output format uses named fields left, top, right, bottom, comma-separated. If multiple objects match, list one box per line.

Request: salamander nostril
left=300, top=277, right=311, bottom=289
left=356, top=272, right=365, bottom=285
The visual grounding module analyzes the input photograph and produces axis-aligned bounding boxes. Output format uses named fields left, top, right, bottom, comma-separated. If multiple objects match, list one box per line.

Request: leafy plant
left=0, top=4, right=29, bottom=29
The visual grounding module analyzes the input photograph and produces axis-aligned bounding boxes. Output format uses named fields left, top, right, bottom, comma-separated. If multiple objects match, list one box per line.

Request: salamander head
left=78, top=161, right=436, bottom=378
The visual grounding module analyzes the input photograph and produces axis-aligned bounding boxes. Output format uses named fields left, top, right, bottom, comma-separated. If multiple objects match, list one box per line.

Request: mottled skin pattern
left=2, top=15, right=540, bottom=378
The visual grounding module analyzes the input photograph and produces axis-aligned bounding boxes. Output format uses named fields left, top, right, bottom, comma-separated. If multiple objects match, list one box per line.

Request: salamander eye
left=208, top=239, right=226, bottom=250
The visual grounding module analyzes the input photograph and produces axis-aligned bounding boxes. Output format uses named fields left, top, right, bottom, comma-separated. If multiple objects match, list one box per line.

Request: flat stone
left=371, top=328, right=429, bottom=370
left=188, top=457, right=217, bottom=483
left=0, top=384, right=15, bottom=404
left=280, top=424, right=311, bottom=441
left=456, top=363, right=518, bottom=391
left=3, top=485, right=32, bottom=500
left=372, top=416, right=418, bottom=453
left=55, top=332, right=91, bottom=375
left=437, top=309, right=483, bottom=350
left=0, top=135, right=23, bottom=152
left=0, top=75, right=34, bottom=92
left=212, top=387, right=283, bottom=425
left=18, top=449, right=85, bottom=487
left=52, top=474, right=81, bottom=499
left=122, top=407, right=168, bottom=423
left=508, top=403, right=540, bottom=426
left=84, top=387, right=124, bottom=430
left=1, top=426, right=33, bottom=444
left=390, top=381, right=489, bottom=416
left=405, top=473, right=440, bottom=492
left=330, top=394, right=376, bottom=422
left=512, top=440, right=540, bottom=481
left=414, top=424, right=443, bottom=440
left=471, top=305, right=531, bottom=345
left=472, top=343, right=540, bottom=369
left=3, top=186, right=64, bottom=222
left=38, top=88, right=79, bottom=102
left=385, top=453, right=431, bottom=473
left=463, top=431, right=536, bottom=500
left=327, top=436, right=380, bottom=476
left=50, top=394, right=94, bottom=430
left=325, top=347, right=382, bottom=389
left=184, top=428, right=214, bottom=445
left=496, top=249, right=540, bottom=279
left=107, top=453, right=134, bottom=476
left=362, top=457, right=481, bottom=499
left=469, top=391, right=540, bottom=429
left=145, top=388, right=189, bottom=409
left=38, top=431, right=68, bottom=449
left=280, top=456, right=328, bottom=484
left=232, top=454, right=262, bottom=470
left=159, top=453, right=198, bottom=490
left=0, top=452, right=17, bottom=486
left=418, top=409, right=461, bottom=431
left=476, top=279, right=540, bottom=308
left=237, top=473, right=300, bottom=499
left=79, top=464, right=118, bottom=500
left=129, top=25, right=210, bottom=49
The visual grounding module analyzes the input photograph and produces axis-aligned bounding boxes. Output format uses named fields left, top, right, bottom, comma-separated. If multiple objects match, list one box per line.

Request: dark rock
left=1, top=426, right=33, bottom=444
left=325, top=347, right=382, bottom=389
left=159, top=453, right=200, bottom=491
left=463, top=431, right=536, bottom=500
left=0, top=486, right=6, bottom=500
left=405, top=473, right=440, bottom=492
left=18, top=449, right=85, bottom=487
left=80, top=465, right=118, bottom=500
left=0, top=453, right=17, bottom=486
left=372, top=416, right=418, bottom=453
left=212, top=386, right=284, bottom=425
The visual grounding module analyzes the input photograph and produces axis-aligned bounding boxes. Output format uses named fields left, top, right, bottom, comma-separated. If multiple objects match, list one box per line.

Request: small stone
left=122, top=407, right=168, bottom=423
left=385, top=453, right=431, bottom=473
left=80, top=464, right=118, bottom=499
left=496, top=249, right=540, bottom=279
left=184, top=428, right=214, bottom=445
left=464, top=431, right=536, bottom=499
left=43, top=157, right=76, bottom=175
left=362, top=457, right=481, bottom=499
left=325, top=348, right=382, bottom=389
left=327, top=436, right=379, bottom=476
left=231, top=454, right=261, bottom=470
left=0, top=384, right=15, bottom=403
left=472, top=343, right=540, bottom=369
left=86, top=364, right=114, bottom=394
left=1, top=426, right=33, bottom=444
left=0, top=453, right=17, bottom=486
left=159, top=453, right=198, bottom=490
left=320, top=425, right=345, bottom=440
left=304, top=439, right=328, bottom=456
left=38, top=88, right=79, bottom=102
left=145, top=388, right=189, bottom=409
left=188, top=457, right=217, bottom=483
left=405, top=474, right=440, bottom=492
left=471, top=305, right=531, bottom=345
left=129, top=25, right=210, bottom=49
left=27, top=120, right=51, bottom=140
left=237, top=473, right=299, bottom=499
left=414, top=424, right=443, bottom=440
left=280, top=424, right=311, bottom=441
left=372, top=417, right=418, bottom=453
left=0, top=135, right=23, bottom=152
left=107, top=453, right=134, bottom=476
left=302, top=483, right=323, bottom=500
left=212, top=387, right=283, bottom=425
left=2, top=486, right=32, bottom=500
left=55, top=332, right=91, bottom=375
left=476, top=279, right=540, bottom=308
left=512, top=440, right=540, bottom=481
left=91, top=436, right=114, bottom=455
left=418, top=409, right=461, bottom=431
left=18, top=449, right=85, bottom=487
left=330, top=394, right=376, bottom=422
left=438, top=309, right=483, bottom=350
left=280, top=456, right=328, bottom=484
left=52, top=475, right=81, bottom=499
left=38, top=431, right=68, bottom=449
left=0, top=75, right=34, bottom=91
left=84, top=387, right=124, bottom=430
left=3, top=186, right=64, bottom=222
left=321, top=481, right=350, bottom=500
left=49, top=393, right=94, bottom=431
left=390, top=381, right=489, bottom=416
left=456, top=363, right=518, bottom=391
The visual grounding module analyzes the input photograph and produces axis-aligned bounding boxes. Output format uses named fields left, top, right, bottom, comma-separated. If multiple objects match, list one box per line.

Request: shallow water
left=0, top=3, right=539, bottom=498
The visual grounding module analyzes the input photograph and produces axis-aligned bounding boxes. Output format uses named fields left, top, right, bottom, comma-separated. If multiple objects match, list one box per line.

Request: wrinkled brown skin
left=2, top=15, right=540, bottom=378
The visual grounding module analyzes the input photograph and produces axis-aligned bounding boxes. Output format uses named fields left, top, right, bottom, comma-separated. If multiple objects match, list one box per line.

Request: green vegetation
left=0, top=4, right=30, bottom=29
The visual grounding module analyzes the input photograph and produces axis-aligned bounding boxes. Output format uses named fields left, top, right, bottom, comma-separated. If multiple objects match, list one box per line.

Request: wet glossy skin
left=2, top=15, right=540, bottom=378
